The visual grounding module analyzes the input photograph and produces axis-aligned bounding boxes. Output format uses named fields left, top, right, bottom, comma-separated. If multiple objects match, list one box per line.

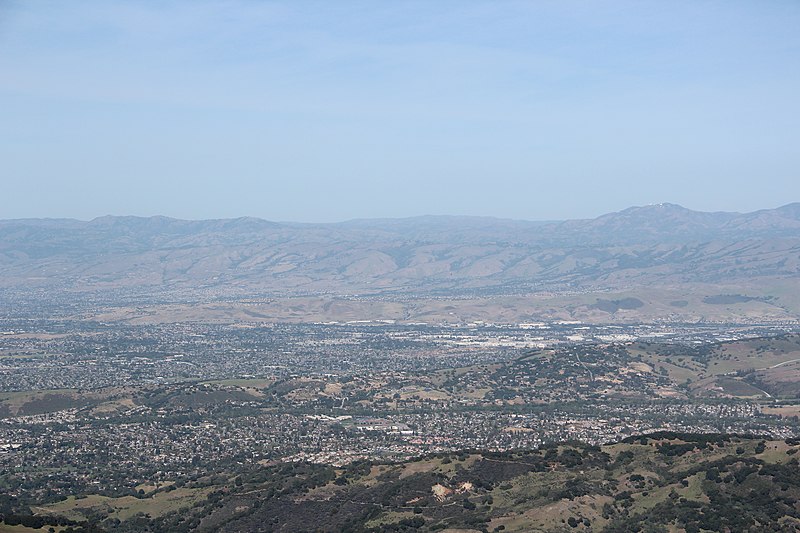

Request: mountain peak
left=619, top=203, right=691, bottom=214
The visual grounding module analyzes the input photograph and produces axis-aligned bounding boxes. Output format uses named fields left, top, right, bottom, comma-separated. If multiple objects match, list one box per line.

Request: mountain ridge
left=1, top=203, right=798, bottom=322
left=3, top=201, right=799, bottom=227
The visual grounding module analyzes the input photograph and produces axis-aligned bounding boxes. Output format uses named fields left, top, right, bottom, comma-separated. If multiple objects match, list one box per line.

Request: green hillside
left=7, top=433, right=799, bottom=533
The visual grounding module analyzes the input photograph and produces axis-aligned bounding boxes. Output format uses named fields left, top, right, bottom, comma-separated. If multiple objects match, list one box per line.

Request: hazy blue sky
left=1, top=1, right=799, bottom=222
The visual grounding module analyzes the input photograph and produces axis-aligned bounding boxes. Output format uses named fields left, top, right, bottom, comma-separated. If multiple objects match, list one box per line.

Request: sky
left=1, top=1, right=799, bottom=222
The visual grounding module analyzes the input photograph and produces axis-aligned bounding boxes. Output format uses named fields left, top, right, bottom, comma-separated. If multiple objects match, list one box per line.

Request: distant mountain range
left=1, top=203, right=799, bottom=321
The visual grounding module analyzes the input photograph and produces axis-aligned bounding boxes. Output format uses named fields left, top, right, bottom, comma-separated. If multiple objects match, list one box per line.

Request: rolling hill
left=1, top=204, right=798, bottom=323
left=7, top=433, right=800, bottom=532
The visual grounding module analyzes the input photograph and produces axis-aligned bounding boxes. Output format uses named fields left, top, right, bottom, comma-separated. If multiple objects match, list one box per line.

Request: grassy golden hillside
left=11, top=433, right=797, bottom=532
